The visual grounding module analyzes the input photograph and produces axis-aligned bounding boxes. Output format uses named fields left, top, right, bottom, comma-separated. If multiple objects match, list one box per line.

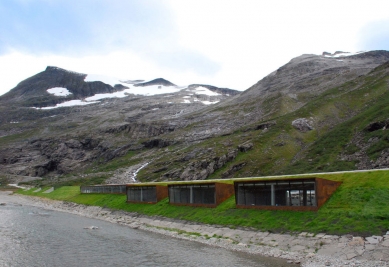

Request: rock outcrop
left=178, top=149, right=239, bottom=180
left=292, top=118, right=314, bottom=132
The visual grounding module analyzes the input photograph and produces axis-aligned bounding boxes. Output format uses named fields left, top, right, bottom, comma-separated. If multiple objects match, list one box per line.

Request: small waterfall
left=131, top=162, right=149, bottom=182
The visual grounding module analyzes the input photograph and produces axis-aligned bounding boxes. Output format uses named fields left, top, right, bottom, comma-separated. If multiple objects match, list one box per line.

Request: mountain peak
left=45, top=66, right=86, bottom=77
left=134, top=78, right=176, bottom=87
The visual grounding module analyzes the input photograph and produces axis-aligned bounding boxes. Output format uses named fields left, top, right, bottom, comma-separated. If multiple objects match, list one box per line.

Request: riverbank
left=1, top=191, right=388, bottom=267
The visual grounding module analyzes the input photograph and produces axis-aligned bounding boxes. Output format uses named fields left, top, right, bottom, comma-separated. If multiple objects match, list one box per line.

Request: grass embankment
left=17, top=170, right=389, bottom=236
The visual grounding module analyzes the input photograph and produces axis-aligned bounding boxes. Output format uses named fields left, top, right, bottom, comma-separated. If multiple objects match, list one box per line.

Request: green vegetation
left=236, top=71, right=389, bottom=176
left=53, top=174, right=110, bottom=187
left=0, top=130, right=39, bottom=146
left=18, top=170, right=389, bottom=236
left=365, top=128, right=389, bottom=160
left=87, top=150, right=140, bottom=173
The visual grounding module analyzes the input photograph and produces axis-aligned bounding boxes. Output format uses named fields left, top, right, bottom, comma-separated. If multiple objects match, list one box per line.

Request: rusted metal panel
left=156, top=185, right=168, bottom=202
left=315, top=178, right=342, bottom=208
left=215, top=183, right=234, bottom=205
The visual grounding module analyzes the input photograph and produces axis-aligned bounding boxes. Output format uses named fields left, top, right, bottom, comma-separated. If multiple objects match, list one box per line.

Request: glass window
left=169, top=184, right=216, bottom=204
left=128, top=186, right=157, bottom=202
left=236, top=180, right=316, bottom=207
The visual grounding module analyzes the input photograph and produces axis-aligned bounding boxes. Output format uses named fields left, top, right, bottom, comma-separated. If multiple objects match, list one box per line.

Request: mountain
left=0, top=66, right=119, bottom=107
left=1, top=50, right=389, bottom=187
left=134, top=78, right=176, bottom=87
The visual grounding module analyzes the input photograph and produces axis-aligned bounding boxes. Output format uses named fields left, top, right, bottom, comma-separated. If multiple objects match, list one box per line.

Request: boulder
left=238, top=142, right=253, bottom=152
left=292, top=118, right=314, bottom=132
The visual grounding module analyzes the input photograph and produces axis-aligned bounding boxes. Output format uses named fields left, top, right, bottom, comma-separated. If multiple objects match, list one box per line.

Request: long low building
left=80, top=177, right=342, bottom=211
left=234, top=178, right=341, bottom=211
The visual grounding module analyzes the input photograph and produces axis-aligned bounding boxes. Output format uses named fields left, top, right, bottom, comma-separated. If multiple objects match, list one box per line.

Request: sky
left=1, top=0, right=389, bottom=96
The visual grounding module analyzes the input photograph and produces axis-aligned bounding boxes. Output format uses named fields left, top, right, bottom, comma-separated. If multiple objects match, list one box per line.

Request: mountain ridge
left=1, top=50, right=389, bottom=186
left=134, top=78, right=176, bottom=87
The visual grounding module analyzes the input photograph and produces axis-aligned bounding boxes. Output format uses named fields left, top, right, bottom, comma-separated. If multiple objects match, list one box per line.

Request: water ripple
left=0, top=205, right=291, bottom=267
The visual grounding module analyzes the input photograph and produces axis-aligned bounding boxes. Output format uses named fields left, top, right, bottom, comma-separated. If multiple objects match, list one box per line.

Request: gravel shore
left=1, top=191, right=388, bottom=267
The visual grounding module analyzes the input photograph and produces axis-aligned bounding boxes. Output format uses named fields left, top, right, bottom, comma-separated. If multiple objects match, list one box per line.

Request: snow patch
left=86, top=74, right=186, bottom=96
left=324, top=51, right=366, bottom=58
left=130, top=85, right=183, bottom=96
left=85, top=91, right=130, bottom=101
left=201, top=100, right=220, bottom=105
left=182, top=99, right=191, bottom=104
left=85, top=74, right=130, bottom=88
left=33, top=100, right=99, bottom=110
left=190, top=86, right=221, bottom=96
left=34, top=75, right=195, bottom=109
left=47, top=87, right=72, bottom=96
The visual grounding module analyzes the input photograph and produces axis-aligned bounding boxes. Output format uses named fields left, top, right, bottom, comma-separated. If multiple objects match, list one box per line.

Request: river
left=0, top=200, right=293, bottom=267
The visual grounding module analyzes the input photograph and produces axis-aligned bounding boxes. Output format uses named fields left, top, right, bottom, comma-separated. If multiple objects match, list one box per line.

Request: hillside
left=1, top=50, right=389, bottom=186
left=16, top=169, right=389, bottom=236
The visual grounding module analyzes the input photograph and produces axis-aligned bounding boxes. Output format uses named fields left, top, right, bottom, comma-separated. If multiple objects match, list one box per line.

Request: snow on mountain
left=84, top=91, right=130, bottom=101
left=85, top=74, right=185, bottom=96
left=322, top=51, right=366, bottom=58
left=201, top=100, right=220, bottom=105
left=179, top=86, right=223, bottom=105
left=32, top=75, right=229, bottom=109
left=84, top=74, right=132, bottom=87
left=129, top=84, right=183, bottom=95
left=33, top=100, right=99, bottom=110
left=47, top=87, right=72, bottom=96
left=188, top=86, right=221, bottom=96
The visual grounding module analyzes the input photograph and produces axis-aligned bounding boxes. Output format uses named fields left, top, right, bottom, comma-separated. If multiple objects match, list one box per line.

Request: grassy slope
left=131, top=66, right=389, bottom=181
left=18, top=170, right=389, bottom=236
left=206, top=64, right=389, bottom=178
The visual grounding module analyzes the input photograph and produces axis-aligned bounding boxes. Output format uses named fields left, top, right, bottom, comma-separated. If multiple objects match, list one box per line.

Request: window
left=235, top=180, right=316, bottom=207
left=169, top=184, right=216, bottom=205
left=127, top=186, right=157, bottom=202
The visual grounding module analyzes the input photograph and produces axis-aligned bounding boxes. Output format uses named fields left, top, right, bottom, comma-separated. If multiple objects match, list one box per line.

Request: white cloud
left=1, top=0, right=389, bottom=97
left=167, top=0, right=389, bottom=89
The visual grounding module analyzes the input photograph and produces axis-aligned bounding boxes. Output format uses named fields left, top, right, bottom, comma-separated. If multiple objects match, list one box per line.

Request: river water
left=0, top=201, right=292, bottom=267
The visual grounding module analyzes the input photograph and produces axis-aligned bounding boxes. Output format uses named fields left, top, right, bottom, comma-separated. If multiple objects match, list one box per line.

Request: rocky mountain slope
left=1, top=50, right=389, bottom=186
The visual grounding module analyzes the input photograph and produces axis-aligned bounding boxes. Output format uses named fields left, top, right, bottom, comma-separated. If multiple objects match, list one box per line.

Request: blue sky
left=0, top=1, right=176, bottom=55
left=1, top=0, right=389, bottom=95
